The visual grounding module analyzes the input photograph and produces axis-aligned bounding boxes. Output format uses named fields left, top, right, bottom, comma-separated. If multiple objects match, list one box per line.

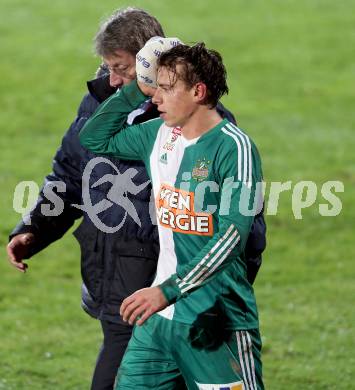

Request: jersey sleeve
left=79, top=80, right=160, bottom=162
left=159, top=139, right=263, bottom=304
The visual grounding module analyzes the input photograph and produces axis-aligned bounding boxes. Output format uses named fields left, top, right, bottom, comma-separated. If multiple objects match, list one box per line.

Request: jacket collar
left=87, top=74, right=117, bottom=103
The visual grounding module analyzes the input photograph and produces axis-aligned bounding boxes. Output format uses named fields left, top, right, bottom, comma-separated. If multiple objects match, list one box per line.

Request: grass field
left=1, top=0, right=354, bottom=388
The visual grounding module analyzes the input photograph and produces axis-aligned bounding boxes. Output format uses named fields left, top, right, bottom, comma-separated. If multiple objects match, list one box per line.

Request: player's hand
left=135, top=36, right=183, bottom=88
left=6, top=233, right=35, bottom=272
left=137, top=81, right=156, bottom=97
left=120, top=287, right=168, bottom=326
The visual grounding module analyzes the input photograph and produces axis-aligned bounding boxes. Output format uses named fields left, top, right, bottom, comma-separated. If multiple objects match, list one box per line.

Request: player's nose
left=152, top=89, right=162, bottom=105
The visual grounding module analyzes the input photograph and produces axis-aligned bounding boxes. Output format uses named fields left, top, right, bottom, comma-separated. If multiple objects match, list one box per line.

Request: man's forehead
left=104, top=49, right=135, bottom=64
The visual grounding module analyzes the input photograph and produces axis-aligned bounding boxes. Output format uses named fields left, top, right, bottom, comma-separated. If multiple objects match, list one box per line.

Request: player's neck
left=181, top=107, right=222, bottom=140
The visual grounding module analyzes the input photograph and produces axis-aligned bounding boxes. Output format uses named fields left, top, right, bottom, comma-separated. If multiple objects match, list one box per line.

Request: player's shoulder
left=217, top=120, right=256, bottom=152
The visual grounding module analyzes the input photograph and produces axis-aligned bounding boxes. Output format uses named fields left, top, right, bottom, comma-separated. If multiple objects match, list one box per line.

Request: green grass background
left=1, top=0, right=354, bottom=388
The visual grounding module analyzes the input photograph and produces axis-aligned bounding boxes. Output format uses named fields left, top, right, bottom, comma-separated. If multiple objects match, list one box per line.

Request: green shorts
left=115, top=314, right=263, bottom=390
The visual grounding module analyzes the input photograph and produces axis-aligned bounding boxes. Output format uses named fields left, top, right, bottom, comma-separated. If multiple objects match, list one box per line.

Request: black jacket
left=10, top=74, right=266, bottom=323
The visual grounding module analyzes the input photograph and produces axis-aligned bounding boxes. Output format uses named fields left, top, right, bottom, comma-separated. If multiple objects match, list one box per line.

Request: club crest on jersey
left=196, top=381, right=244, bottom=390
left=192, top=157, right=211, bottom=182
left=163, top=127, right=181, bottom=151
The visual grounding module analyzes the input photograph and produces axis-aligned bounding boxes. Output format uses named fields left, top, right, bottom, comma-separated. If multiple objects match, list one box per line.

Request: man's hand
left=120, top=286, right=168, bottom=326
left=6, top=233, right=35, bottom=273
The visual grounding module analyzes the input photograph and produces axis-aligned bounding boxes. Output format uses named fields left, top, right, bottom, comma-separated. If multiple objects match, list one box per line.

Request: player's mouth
left=158, top=110, right=167, bottom=120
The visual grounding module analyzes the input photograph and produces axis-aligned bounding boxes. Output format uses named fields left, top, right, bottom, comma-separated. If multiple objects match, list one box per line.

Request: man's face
left=152, top=66, right=196, bottom=128
left=103, top=49, right=136, bottom=88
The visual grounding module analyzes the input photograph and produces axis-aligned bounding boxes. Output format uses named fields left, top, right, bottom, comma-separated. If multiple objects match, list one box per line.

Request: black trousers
left=91, top=320, right=133, bottom=390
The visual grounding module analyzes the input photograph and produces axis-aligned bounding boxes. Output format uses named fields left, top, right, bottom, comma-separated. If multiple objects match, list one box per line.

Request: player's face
left=152, top=66, right=196, bottom=128
left=103, top=50, right=136, bottom=89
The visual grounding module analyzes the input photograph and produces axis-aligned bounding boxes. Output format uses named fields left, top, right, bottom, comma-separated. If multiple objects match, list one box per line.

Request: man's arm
left=7, top=93, right=96, bottom=270
left=245, top=208, right=266, bottom=284
left=79, top=80, right=160, bottom=161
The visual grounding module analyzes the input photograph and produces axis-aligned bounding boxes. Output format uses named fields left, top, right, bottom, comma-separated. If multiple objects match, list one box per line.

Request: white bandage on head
left=136, top=37, right=183, bottom=88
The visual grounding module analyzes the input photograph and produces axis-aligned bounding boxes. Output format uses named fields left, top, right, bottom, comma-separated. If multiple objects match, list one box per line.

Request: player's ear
left=193, top=82, right=208, bottom=104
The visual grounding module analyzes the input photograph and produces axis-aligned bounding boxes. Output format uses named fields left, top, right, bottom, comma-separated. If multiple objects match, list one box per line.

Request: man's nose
left=109, top=72, right=124, bottom=88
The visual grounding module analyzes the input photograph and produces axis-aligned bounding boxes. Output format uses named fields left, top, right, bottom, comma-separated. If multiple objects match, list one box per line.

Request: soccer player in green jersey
left=80, top=39, right=264, bottom=390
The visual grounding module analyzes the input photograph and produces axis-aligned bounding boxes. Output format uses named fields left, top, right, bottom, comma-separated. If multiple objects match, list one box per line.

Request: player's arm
left=79, top=80, right=160, bottom=161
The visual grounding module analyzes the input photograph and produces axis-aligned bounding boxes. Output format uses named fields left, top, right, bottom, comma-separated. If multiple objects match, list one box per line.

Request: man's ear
left=193, top=82, right=208, bottom=103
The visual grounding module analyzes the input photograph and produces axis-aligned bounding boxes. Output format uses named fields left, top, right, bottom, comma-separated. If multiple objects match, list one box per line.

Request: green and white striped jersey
left=80, top=81, right=263, bottom=330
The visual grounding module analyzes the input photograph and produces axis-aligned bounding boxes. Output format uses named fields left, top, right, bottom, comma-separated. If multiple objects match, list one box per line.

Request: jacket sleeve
left=160, top=142, right=263, bottom=304
left=79, top=80, right=160, bottom=162
left=245, top=207, right=266, bottom=284
left=9, top=93, right=98, bottom=257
